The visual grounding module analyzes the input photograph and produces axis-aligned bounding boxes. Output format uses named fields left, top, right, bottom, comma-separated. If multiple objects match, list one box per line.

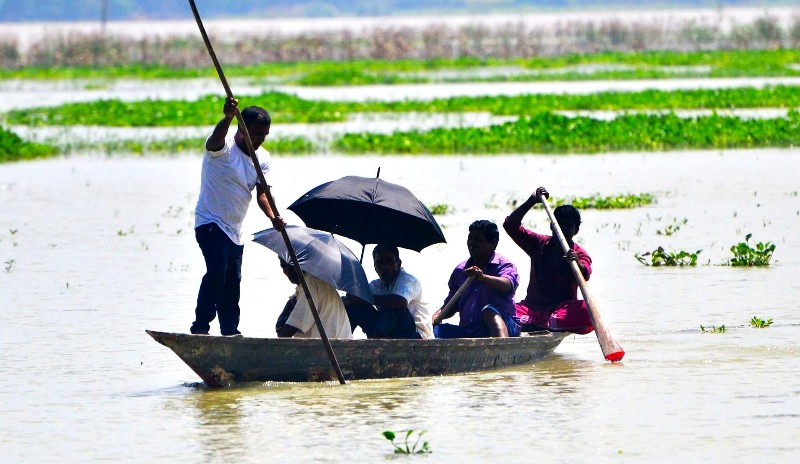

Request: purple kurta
left=443, top=252, right=519, bottom=333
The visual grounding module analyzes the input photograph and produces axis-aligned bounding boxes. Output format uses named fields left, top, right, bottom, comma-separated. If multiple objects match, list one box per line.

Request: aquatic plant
left=56, top=135, right=317, bottom=156
left=331, top=111, right=800, bottom=155
left=7, top=92, right=348, bottom=127
left=656, top=218, right=688, bottom=236
left=635, top=247, right=701, bottom=266
left=700, top=325, right=727, bottom=333
left=727, top=234, right=776, bottom=267
left=749, top=316, right=774, bottom=328
left=427, top=203, right=451, bottom=215
left=552, top=193, right=655, bottom=209
left=382, top=430, right=431, bottom=455
left=11, top=85, right=800, bottom=129
left=0, top=126, right=58, bottom=162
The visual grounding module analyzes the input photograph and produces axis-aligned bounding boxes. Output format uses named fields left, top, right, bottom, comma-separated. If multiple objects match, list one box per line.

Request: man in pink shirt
left=503, top=186, right=594, bottom=334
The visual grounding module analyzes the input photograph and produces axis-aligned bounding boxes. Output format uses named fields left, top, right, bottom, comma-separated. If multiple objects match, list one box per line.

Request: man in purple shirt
left=503, top=186, right=594, bottom=334
left=432, top=220, right=521, bottom=338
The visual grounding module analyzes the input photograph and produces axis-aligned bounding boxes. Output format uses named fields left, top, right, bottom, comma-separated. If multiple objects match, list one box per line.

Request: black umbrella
left=288, top=175, right=446, bottom=253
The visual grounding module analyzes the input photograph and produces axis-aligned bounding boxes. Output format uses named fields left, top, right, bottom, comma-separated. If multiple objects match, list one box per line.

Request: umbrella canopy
left=287, top=176, right=446, bottom=252
left=253, top=225, right=373, bottom=304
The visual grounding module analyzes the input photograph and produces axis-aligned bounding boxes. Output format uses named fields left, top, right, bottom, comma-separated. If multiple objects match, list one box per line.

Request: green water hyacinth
left=635, top=247, right=701, bottom=266
left=9, top=84, right=800, bottom=128
left=700, top=325, right=727, bottom=333
left=332, top=110, right=800, bottom=155
left=749, top=316, right=774, bottom=328
left=552, top=193, right=655, bottom=209
left=0, top=126, right=58, bottom=162
left=728, top=234, right=776, bottom=267
left=382, top=430, right=431, bottom=454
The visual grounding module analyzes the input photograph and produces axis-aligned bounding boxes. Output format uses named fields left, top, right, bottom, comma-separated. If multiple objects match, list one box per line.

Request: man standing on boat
left=433, top=220, right=520, bottom=338
left=503, top=186, right=594, bottom=334
left=190, top=97, right=285, bottom=336
left=345, top=244, right=435, bottom=339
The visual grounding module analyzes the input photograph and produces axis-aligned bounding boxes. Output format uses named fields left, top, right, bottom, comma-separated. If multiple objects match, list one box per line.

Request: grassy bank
left=8, top=85, right=800, bottom=127
left=3, top=49, right=800, bottom=84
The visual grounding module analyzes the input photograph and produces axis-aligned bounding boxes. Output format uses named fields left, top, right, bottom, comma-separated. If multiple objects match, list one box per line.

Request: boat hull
left=146, top=330, right=567, bottom=387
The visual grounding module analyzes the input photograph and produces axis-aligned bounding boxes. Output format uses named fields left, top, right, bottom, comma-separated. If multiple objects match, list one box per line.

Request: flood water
left=2, top=145, right=799, bottom=462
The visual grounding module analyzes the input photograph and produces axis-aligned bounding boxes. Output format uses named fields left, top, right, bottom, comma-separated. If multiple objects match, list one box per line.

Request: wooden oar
left=433, top=275, right=476, bottom=325
left=188, top=0, right=347, bottom=384
left=538, top=194, right=625, bottom=362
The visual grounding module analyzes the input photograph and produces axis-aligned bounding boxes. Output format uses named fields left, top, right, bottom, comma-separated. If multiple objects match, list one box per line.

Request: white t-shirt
left=369, top=268, right=434, bottom=339
left=286, top=273, right=353, bottom=339
left=195, top=133, right=270, bottom=245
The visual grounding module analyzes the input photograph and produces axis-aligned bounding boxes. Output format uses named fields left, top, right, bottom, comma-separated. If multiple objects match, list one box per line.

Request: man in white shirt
left=191, top=97, right=284, bottom=336
left=346, top=244, right=434, bottom=339
left=275, top=258, right=353, bottom=339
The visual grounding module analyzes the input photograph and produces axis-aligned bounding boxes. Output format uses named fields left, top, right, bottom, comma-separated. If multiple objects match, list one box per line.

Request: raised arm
left=206, top=96, right=238, bottom=152
left=507, top=186, right=549, bottom=224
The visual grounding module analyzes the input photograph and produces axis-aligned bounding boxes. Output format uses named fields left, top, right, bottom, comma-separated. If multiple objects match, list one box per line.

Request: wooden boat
left=146, top=329, right=567, bottom=387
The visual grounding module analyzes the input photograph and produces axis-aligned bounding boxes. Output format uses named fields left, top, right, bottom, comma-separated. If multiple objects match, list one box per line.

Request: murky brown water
left=2, top=146, right=798, bottom=462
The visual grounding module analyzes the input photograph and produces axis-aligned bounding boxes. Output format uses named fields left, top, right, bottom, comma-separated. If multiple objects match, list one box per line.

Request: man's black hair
left=241, top=106, right=271, bottom=127
left=469, top=219, right=499, bottom=243
left=554, top=204, right=581, bottom=226
left=372, top=244, right=400, bottom=260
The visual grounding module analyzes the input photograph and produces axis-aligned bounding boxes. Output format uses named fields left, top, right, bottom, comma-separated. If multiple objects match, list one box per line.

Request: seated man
left=345, top=244, right=434, bottom=339
left=432, top=220, right=520, bottom=338
left=275, top=258, right=352, bottom=339
left=503, top=186, right=594, bottom=334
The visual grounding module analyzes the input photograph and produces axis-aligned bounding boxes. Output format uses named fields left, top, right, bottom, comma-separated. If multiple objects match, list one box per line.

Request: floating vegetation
left=552, top=193, right=655, bottom=209
left=382, top=430, right=431, bottom=455
left=635, top=247, right=701, bottom=266
left=749, top=316, right=774, bottom=328
left=9, top=85, right=800, bottom=128
left=58, top=135, right=317, bottom=156
left=700, top=325, right=727, bottom=333
left=0, top=126, right=58, bottom=162
left=6, top=92, right=348, bottom=127
left=727, top=234, right=776, bottom=267
left=332, top=111, right=800, bottom=155
left=427, top=203, right=451, bottom=215
left=657, top=218, right=688, bottom=236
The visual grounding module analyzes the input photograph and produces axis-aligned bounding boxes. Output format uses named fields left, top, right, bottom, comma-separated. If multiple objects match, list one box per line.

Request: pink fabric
left=503, top=217, right=592, bottom=309
left=515, top=300, right=594, bottom=335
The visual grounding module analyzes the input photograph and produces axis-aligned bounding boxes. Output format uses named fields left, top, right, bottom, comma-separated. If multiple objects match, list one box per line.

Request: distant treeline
left=0, top=1, right=792, bottom=22
left=1, top=12, right=798, bottom=69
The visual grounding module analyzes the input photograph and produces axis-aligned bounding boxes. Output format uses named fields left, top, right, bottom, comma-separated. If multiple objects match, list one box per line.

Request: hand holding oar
left=538, top=193, right=625, bottom=362
left=433, top=275, right=476, bottom=325
left=188, top=0, right=347, bottom=384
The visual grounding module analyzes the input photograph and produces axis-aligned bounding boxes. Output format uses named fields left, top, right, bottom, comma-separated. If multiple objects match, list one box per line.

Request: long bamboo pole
left=432, top=276, right=476, bottom=326
left=187, top=0, right=347, bottom=384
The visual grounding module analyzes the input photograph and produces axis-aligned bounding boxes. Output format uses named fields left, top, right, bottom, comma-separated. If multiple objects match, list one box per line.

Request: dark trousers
left=191, top=223, right=244, bottom=335
left=345, top=302, right=420, bottom=339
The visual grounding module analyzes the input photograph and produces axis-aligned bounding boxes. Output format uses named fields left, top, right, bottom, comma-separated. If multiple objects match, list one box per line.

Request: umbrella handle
left=188, top=0, right=347, bottom=384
